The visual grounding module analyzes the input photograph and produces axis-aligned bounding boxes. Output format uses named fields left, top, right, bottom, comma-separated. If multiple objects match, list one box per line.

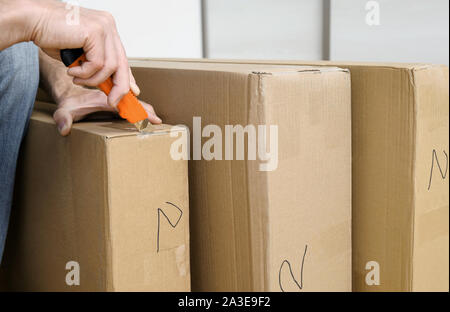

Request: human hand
left=23, top=0, right=135, bottom=108
left=53, top=88, right=162, bottom=136
left=38, top=48, right=160, bottom=136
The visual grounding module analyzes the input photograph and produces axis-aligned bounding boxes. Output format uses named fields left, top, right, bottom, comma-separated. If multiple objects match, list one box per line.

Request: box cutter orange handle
left=60, top=48, right=147, bottom=124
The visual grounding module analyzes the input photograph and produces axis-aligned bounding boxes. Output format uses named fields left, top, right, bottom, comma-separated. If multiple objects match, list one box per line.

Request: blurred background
left=70, top=0, right=449, bottom=65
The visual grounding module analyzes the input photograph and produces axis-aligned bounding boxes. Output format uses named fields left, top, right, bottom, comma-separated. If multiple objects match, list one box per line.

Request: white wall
left=203, top=0, right=324, bottom=60
left=72, top=0, right=449, bottom=64
left=330, top=0, right=449, bottom=65
left=75, top=0, right=203, bottom=58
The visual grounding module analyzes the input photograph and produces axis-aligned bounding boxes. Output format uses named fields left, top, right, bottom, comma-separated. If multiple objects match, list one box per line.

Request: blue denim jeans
left=0, top=42, right=39, bottom=262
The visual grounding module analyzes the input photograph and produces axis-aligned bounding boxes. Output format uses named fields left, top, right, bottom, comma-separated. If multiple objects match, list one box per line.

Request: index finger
left=107, top=41, right=130, bottom=107
left=67, top=37, right=105, bottom=79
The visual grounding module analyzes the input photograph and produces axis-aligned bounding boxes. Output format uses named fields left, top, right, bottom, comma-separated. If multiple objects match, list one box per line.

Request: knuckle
left=91, top=59, right=104, bottom=71
left=118, top=85, right=129, bottom=97
left=82, top=79, right=98, bottom=87
left=100, top=11, right=115, bottom=25
left=105, top=61, right=118, bottom=74
left=120, top=87, right=129, bottom=97
left=91, top=21, right=104, bottom=36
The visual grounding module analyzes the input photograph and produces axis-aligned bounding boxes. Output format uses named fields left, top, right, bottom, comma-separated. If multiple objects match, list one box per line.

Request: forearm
left=0, top=0, right=42, bottom=50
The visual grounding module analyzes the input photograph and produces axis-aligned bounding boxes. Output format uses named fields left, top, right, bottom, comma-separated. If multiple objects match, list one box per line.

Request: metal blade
left=133, top=119, right=149, bottom=132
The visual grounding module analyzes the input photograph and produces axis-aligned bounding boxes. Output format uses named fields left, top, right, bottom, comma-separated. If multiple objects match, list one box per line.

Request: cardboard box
left=134, top=58, right=449, bottom=291
left=126, top=61, right=353, bottom=291
left=0, top=104, right=190, bottom=291
left=264, top=61, right=449, bottom=292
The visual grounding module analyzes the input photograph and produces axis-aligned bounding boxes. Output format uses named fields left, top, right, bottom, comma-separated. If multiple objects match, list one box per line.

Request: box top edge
left=129, top=60, right=349, bottom=75
left=32, top=102, right=186, bottom=139
left=129, top=57, right=446, bottom=71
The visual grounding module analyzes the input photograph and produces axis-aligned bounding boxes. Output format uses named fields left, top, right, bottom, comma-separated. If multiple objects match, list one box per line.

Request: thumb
left=53, top=108, right=74, bottom=136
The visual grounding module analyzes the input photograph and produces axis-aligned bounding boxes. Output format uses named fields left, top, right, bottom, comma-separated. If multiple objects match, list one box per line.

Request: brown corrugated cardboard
left=121, top=61, right=352, bottom=291
left=0, top=103, right=190, bottom=291
left=131, top=58, right=449, bottom=292
left=411, top=66, right=449, bottom=292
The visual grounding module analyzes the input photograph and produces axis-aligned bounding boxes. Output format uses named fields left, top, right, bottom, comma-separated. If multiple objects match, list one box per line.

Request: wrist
left=0, top=0, right=37, bottom=49
left=15, top=0, right=47, bottom=42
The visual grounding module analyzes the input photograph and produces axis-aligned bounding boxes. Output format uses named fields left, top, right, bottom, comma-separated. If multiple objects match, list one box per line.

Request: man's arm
left=0, top=0, right=39, bottom=50
left=1, top=0, right=134, bottom=107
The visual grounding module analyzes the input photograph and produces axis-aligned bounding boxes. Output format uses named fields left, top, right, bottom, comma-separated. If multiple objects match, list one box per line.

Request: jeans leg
left=0, top=42, right=39, bottom=262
